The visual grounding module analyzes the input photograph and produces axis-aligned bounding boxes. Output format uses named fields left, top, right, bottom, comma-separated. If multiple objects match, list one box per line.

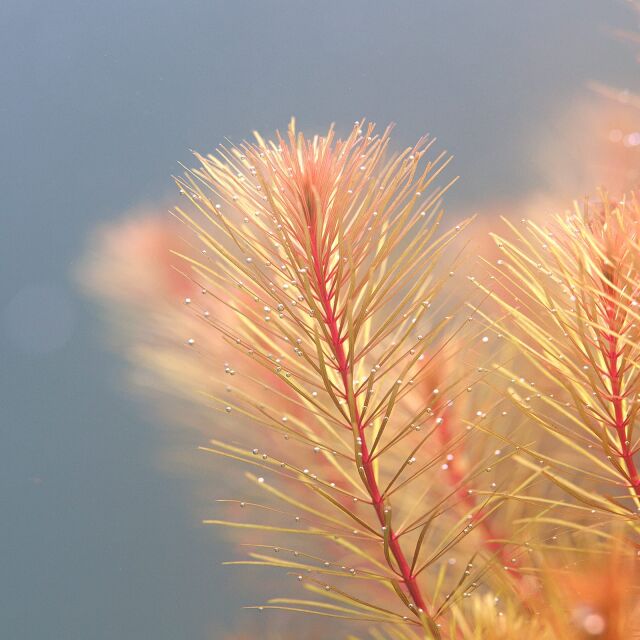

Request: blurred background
left=1, top=1, right=639, bottom=638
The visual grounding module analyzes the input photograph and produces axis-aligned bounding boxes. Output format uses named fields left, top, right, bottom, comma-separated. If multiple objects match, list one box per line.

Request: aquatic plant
left=82, top=112, right=640, bottom=637
left=483, top=196, right=640, bottom=525
left=169, top=119, right=535, bottom=637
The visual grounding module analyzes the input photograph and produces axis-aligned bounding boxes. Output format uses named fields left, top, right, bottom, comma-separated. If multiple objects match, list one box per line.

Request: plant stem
left=436, top=410, right=529, bottom=598
left=437, top=413, right=506, bottom=557
left=309, top=224, right=430, bottom=617
left=603, top=285, right=640, bottom=499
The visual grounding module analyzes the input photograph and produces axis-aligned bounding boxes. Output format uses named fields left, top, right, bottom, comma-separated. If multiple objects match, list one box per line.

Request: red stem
left=436, top=413, right=506, bottom=557
left=435, top=410, right=529, bottom=596
left=603, top=286, right=640, bottom=497
left=308, top=223, right=430, bottom=616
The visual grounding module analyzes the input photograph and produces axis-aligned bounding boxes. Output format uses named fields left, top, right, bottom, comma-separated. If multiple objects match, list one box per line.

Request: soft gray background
left=1, top=1, right=637, bottom=638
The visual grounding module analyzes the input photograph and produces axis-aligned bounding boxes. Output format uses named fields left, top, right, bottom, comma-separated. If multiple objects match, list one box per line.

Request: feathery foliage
left=482, top=197, right=640, bottom=528
left=82, top=110, right=640, bottom=637
left=171, top=119, right=529, bottom=637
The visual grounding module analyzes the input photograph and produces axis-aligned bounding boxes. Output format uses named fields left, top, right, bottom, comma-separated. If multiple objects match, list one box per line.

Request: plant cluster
left=148, top=119, right=640, bottom=638
left=81, top=15, right=640, bottom=635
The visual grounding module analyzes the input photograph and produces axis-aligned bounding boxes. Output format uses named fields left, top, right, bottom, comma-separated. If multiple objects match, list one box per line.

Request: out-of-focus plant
left=535, top=536, right=640, bottom=640
left=535, top=97, right=640, bottom=201
left=450, top=533, right=640, bottom=639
